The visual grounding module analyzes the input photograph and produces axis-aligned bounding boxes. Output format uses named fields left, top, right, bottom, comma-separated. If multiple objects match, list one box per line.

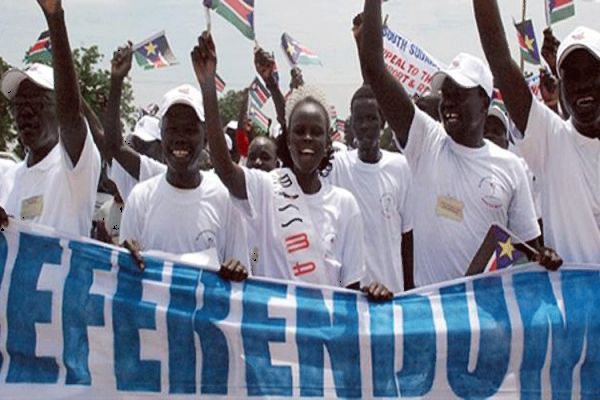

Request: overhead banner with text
left=0, top=221, right=599, bottom=399
left=382, top=25, right=444, bottom=97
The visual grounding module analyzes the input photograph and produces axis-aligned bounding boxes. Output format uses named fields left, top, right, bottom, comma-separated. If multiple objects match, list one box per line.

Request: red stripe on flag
left=223, top=0, right=252, bottom=21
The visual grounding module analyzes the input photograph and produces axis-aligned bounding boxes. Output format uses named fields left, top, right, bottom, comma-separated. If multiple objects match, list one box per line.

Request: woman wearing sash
left=192, top=32, right=392, bottom=301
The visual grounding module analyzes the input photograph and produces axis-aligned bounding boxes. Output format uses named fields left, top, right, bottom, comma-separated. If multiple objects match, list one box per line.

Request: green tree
left=0, top=46, right=137, bottom=153
left=71, top=46, right=136, bottom=130
left=217, top=89, right=268, bottom=136
left=0, top=57, right=16, bottom=152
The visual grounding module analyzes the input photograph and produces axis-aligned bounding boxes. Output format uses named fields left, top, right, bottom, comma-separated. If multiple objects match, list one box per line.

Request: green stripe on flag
left=550, top=4, right=575, bottom=24
left=214, top=4, right=254, bottom=40
left=134, top=52, right=154, bottom=70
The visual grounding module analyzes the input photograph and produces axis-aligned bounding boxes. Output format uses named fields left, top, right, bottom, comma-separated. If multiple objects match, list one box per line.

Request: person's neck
left=26, top=139, right=58, bottom=167
left=358, top=146, right=382, bottom=164
left=573, top=120, right=600, bottom=140
left=452, top=127, right=485, bottom=148
left=166, top=169, right=202, bottom=189
left=292, top=167, right=321, bottom=195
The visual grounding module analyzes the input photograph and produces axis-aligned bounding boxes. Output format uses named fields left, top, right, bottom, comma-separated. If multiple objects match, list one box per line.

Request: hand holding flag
left=191, top=31, right=218, bottom=87
left=110, top=42, right=133, bottom=80
left=254, top=47, right=278, bottom=85
left=541, top=27, right=560, bottom=75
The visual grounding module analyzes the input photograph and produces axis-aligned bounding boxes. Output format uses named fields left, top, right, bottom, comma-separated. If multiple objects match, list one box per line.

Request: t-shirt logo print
left=195, top=230, right=217, bottom=249
left=380, top=192, right=396, bottom=219
left=479, top=176, right=503, bottom=209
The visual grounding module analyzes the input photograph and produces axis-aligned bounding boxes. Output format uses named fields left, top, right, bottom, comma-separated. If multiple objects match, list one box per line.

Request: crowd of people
left=2, top=0, right=599, bottom=301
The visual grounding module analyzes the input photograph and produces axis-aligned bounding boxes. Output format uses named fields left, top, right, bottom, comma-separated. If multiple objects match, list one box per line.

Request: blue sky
left=1, top=0, right=598, bottom=123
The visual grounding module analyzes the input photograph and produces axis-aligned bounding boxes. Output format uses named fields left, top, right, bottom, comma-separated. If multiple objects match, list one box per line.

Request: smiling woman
left=193, top=31, right=392, bottom=300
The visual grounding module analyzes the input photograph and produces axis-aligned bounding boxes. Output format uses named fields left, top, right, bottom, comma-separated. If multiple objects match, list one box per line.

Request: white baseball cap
left=158, top=84, right=205, bottom=125
left=132, top=115, right=161, bottom=142
left=1, top=63, right=54, bottom=100
left=488, top=104, right=509, bottom=136
left=431, top=53, right=494, bottom=98
left=556, top=26, right=600, bottom=79
left=226, top=120, right=238, bottom=131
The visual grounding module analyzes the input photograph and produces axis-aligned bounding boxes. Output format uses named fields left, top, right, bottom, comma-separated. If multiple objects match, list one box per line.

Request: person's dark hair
left=279, top=86, right=334, bottom=175
left=350, top=84, right=386, bottom=127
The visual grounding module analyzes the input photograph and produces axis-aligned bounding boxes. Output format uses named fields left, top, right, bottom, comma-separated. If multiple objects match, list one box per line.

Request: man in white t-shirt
left=0, top=1, right=100, bottom=237
left=357, top=0, right=561, bottom=287
left=326, top=85, right=413, bottom=293
left=119, top=84, right=249, bottom=279
left=474, top=0, right=600, bottom=263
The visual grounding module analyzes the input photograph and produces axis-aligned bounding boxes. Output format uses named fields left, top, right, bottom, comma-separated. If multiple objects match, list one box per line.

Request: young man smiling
left=474, top=0, right=600, bottom=263
left=119, top=84, right=249, bottom=279
left=357, top=0, right=561, bottom=286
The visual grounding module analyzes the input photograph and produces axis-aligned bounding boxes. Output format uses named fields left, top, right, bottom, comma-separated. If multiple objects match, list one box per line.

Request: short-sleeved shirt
left=325, top=149, right=412, bottom=292
left=120, top=171, right=249, bottom=265
left=234, top=167, right=365, bottom=288
left=108, top=154, right=166, bottom=201
left=516, top=99, right=600, bottom=262
left=404, top=109, right=540, bottom=287
left=0, top=127, right=101, bottom=237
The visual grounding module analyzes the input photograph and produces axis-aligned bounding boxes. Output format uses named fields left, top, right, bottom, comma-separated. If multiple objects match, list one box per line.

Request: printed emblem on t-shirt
left=478, top=176, right=503, bottom=209
left=436, top=195, right=464, bottom=222
left=195, top=230, right=217, bottom=250
left=20, top=195, right=44, bottom=220
left=380, top=192, right=396, bottom=219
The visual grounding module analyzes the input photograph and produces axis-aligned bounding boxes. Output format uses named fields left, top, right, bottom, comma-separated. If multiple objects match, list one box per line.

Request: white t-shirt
left=108, top=154, right=166, bottom=201
left=234, top=167, right=365, bottom=288
left=120, top=171, right=248, bottom=265
left=0, top=128, right=101, bottom=237
left=325, top=149, right=412, bottom=292
left=517, top=99, right=600, bottom=263
left=0, top=158, right=16, bottom=182
left=405, top=109, right=540, bottom=287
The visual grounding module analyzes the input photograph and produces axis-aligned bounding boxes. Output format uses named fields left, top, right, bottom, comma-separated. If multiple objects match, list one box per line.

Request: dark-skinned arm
left=473, top=0, right=532, bottom=133
left=104, top=43, right=142, bottom=179
left=236, top=88, right=250, bottom=131
left=358, top=1, right=414, bottom=147
left=254, top=48, right=287, bottom=128
left=81, top=97, right=109, bottom=160
left=192, top=32, right=247, bottom=199
left=38, top=0, right=87, bottom=166
left=401, top=231, right=415, bottom=290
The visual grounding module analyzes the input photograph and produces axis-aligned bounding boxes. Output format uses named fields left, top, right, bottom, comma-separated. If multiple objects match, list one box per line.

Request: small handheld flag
left=215, top=73, right=226, bottom=93
left=514, top=19, right=541, bottom=65
left=545, top=0, right=575, bottom=25
left=466, top=224, right=532, bottom=276
left=248, top=100, right=270, bottom=131
left=281, top=33, right=322, bottom=66
left=249, top=77, right=270, bottom=107
left=24, top=31, right=52, bottom=64
left=133, top=31, right=178, bottom=70
left=332, top=118, right=346, bottom=142
left=204, top=0, right=255, bottom=40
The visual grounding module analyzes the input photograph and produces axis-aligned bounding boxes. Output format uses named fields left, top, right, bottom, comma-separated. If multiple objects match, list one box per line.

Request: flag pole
left=519, top=0, right=527, bottom=73
left=544, top=0, right=551, bottom=28
left=205, top=7, right=212, bottom=32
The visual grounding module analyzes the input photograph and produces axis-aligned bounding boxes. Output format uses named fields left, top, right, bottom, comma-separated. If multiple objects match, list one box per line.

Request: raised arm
left=104, top=43, right=143, bottom=179
left=254, top=47, right=286, bottom=128
left=38, top=0, right=87, bottom=165
left=192, top=32, right=247, bottom=199
left=81, top=96, right=108, bottom=159
left=473, top=0, right=532, bottom=133
left=358, top=1, right=414, bottom=147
